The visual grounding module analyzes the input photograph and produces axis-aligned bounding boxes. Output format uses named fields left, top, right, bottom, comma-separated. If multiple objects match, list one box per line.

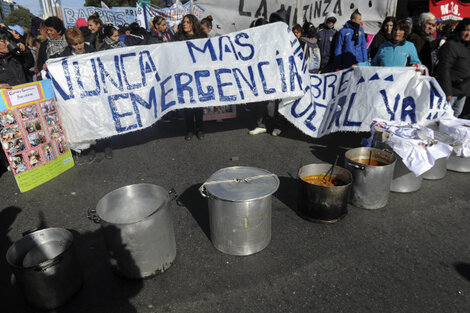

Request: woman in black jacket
left=99, top=25, right=124, bottom=51
left=58, top=27, right=96, bottom=57
left=437, top=18, right=470, bottom=117
left=175, top=14, right=207, bottom=140
left=368, top=16, right=395, bottom=60
left=36, top=16, right=67, bottom=72
left=146, top=16, right=173, bottom=44
left=0, top=27, right=28, bottom=88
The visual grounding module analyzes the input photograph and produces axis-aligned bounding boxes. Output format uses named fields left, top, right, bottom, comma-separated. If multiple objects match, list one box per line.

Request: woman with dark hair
left=369, top=16, right=396, bottom=59
left=175, top=14, right=207, bottom=140
left=124, top=22, right=147, bottom=46
left=88, top=12, right=104, bottom=50
left=146, top=16, right=173, bottom=44
left=363, top=20, right=421, bottom=67
left=36, top=16, right=67, bottom=72
left=292, top=24, right=302, bottom=39
left=437, top=18, right=470, bottom=117
left=200, top=16, right=219, bottom=38
left=100, top=25, right=125, bottom=50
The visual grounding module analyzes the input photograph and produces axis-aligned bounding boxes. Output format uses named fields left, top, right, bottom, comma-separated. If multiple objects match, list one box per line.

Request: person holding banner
left=175, top=14, right=207, bottom=141
left=334, top=10, right=368, bottom=70
left=37, top=17, right=67, bottom=72
left=146, top=16, right=173, bottom=44
left=361, top=20, right=421, bottom=68
left=58, top=27, right=96, bottom=57
left=437, top=18, right=470, bottom=117
left=368, top=16, right=395, bottom=60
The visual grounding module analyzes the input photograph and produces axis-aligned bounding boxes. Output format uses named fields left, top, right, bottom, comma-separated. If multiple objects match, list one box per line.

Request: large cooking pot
left=297, top=163, right=352, bottom=223
left=345, top=147, right=396, bottom=209
left=89, top=184, right=176, bottom=279
left=6, top=228, right=83, bottom=310
left=422, top=157, right=448, bottom=180
left=447, top=152, right=470, bottom=172
left=200, top=166, right=279, bottom=256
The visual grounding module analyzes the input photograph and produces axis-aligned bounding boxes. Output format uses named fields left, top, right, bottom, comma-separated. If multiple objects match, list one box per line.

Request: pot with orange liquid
left=298, top=164, right=352, bottom=223
left=345, top=147, right=396, bottom=209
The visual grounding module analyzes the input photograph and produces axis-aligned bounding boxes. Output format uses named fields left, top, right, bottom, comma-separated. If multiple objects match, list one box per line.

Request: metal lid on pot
left=202, top=166, right=279, bottom=202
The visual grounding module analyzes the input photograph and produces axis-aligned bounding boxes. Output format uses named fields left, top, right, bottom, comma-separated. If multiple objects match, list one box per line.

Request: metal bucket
left=297, top=164, right=352, bottom=223
left=6, top=228, right=83, bottom=310
left=345, top=147, right=396, bottom=209
left=200, top=166, right=279, bottom=256
left=447, top=152, right=470, bottom=172
left=89, top=184, right=176, bottom=279
left=422, top=157, right=448, bottom=180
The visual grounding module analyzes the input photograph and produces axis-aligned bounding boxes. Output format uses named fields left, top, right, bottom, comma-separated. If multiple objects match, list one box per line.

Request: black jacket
left=145, top=30, right=173, bottom=45
left=124, top=33, right=148, bottom=46
left=0, top=53, right=27, bottom=86
left=56, top=44, right=96, bottom=58
left=436, top=38, right=470, bottom=97
left=368, top=30, right=389, bottom=59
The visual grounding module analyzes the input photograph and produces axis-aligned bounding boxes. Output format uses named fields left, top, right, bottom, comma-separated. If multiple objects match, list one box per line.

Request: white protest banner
left=46, top=22, right=307, bottom=150
left=278, top=67, right=454, bottom=138
left=61, top=7, right=138, bottom=29
left=196, top=0, right=397, bottom=35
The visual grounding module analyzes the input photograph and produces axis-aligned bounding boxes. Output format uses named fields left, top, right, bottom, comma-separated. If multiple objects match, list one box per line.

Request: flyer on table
left=0, top=80, right=74, bottom=192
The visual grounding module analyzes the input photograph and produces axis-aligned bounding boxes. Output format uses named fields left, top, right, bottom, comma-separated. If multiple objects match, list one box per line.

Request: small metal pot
left=6, top=228, right=83, bottom=310
left=447, top=152, right=470, bottom=172
left=345, top=147, right=396, bottom=209
left=200, top=166, right=279, bottom=256
left=89, top=184, right=177, bottom=279
left=297, top=164, right=352, bottom=223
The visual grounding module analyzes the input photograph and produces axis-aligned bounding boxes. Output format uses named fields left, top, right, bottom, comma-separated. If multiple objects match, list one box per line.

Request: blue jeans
left=450, top=96, right=467, bottom=117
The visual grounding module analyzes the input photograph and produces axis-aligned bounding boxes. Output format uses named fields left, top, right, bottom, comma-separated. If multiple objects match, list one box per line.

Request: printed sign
left=61, top=6, right=138, bottom=29
left=429, top=0, right=470, bottom=21
left=46, top=22, right=307, bottom=150
left=278, top=67, right=454, bottom=138
left=0, top=81, right=74, bottom=192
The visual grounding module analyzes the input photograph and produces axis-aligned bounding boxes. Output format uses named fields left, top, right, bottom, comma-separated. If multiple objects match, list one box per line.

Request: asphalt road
left=1, top=107, right=470, bottom=313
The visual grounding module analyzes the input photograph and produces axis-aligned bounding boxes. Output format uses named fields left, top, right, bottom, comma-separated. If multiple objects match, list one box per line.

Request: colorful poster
left=0, top=81, right=74, bottom=192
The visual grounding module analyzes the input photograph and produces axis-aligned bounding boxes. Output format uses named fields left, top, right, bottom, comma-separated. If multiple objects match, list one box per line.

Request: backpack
left=301, top=38, right=321, bottom=74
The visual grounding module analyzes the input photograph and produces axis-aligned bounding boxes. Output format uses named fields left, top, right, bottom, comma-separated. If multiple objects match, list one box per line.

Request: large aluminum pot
left=422, top=157, right=448, bottom=180
left=447, top=152, right=470, bottom=172
left=89, top=184, right=176, bottom=279
left=200, top=166, right=279, bottom=256
left=374, top=141, right=422, bottom=193
left=345, top=147, right=396, bottom=209
left=6, top=228, right=83, bottom=310
left=297, top=164, right=352, bottom=223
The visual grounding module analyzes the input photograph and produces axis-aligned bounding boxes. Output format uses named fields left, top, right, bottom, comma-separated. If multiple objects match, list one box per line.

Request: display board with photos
left=0, top=81, right=74, bottom=192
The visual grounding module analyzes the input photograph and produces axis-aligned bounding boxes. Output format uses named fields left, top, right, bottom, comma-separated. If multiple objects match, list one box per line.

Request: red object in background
left=429, top=0, right=470, bottom=21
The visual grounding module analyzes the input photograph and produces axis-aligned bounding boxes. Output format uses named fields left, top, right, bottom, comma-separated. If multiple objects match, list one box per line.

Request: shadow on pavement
left=275, top=176, right=299, bottom=215
left=454, top=262, right=470, bottom=282
left=177, top=184, right=211, bottom=241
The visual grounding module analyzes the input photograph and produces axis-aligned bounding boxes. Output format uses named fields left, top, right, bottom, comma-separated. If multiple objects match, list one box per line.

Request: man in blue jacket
left=334, top=10, right=368, bottom=70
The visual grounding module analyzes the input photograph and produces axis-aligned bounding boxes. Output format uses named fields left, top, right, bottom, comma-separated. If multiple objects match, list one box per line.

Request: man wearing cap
left=316, top=12, right=337, bottom=73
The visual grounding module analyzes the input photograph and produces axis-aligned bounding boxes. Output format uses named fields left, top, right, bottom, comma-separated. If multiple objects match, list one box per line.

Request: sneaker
left=248, top=127, right=267, bottom=135
left=104, top=147, right=113, bottom=159
left=196, top=131, right=205, bottom=140
left=185, top=132, right=193, bottom=141
left=272, top=129, right=282, bottom=137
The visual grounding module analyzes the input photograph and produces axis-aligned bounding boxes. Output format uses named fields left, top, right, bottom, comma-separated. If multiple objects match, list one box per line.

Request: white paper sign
left=4, top=85, right=42, bottom=108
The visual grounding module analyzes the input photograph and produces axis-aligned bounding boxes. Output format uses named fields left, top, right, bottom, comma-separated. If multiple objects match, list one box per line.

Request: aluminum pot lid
left=202, top=166, right=279, bottom=201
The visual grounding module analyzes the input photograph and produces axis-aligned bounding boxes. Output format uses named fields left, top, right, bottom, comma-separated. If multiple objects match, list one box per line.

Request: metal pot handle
left=34, top=257, right=62, bottom=271
left=199, top=184, right=209, bottom=198
left=87, top=208, right=100, bottom=223
left=168, top=188, right=178, bottom=201
left=347, top=161, right=366, bottom=170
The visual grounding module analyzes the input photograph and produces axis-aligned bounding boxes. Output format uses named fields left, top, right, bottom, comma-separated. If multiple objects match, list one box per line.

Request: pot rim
left=6, top=227, right=74, bottom=270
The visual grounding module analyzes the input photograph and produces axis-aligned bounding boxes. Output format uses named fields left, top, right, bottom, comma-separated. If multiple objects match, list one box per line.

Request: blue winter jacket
left=334, top=21, right=368, bottom=69
left=316, top=24, right=336, bottom=69
left=362, top=41, right=421, bottom=67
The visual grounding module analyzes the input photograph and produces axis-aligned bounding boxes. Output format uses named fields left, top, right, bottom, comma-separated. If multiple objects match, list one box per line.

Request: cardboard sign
left=0, top=81, right=74, bottom=192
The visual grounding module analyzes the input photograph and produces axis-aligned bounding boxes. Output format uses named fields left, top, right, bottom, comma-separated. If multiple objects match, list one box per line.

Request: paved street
left=1, top=107, right=470, bottom=313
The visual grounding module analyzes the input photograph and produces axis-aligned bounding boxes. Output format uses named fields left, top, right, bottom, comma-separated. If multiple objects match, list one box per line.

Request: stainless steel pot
left=200, top=166, right=279, bottom=256
left=297, top=163, right=352, bottom=223
left=6, top=228, right=82, bottom=310
left=89, top=184, right=176, bottom=279
left=422, top=157, right=448, bottom=180
left=345, top=147, right=396, bottom=209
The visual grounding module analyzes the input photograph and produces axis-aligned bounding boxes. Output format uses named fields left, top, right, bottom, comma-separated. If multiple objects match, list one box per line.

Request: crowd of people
left=0, top=9, right=468, bottom=159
